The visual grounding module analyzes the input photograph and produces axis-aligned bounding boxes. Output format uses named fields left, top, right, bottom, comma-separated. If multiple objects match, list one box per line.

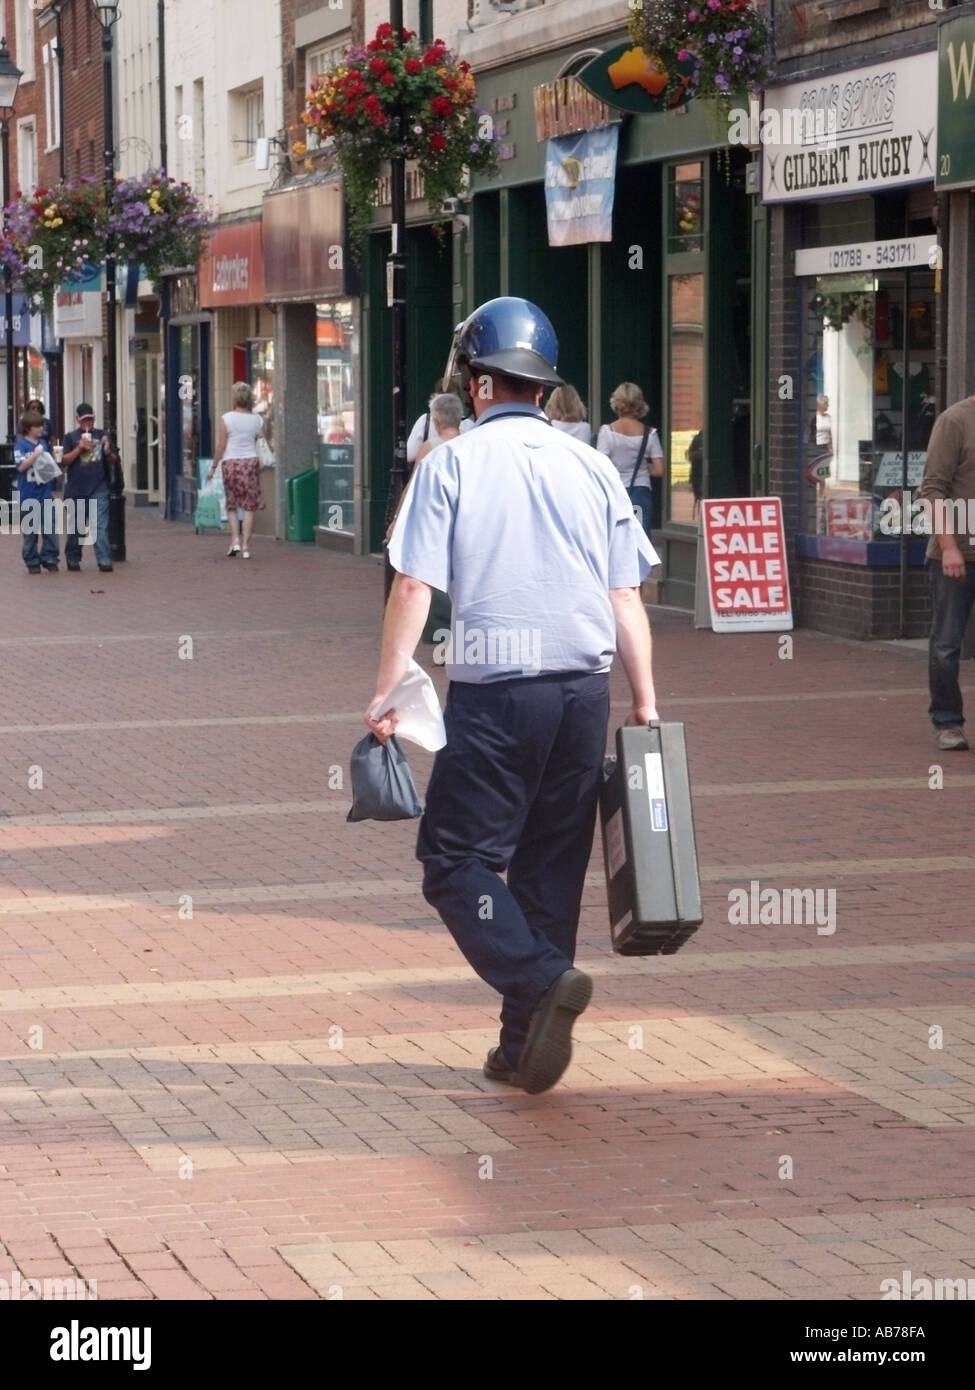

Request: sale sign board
left=825, top=495, right=874, bottom=540
left=700, top=498, right=793, bottom=632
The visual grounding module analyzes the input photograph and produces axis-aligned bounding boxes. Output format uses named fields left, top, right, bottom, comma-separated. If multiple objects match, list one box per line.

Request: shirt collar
left=474, top=402, right=548, bottom=427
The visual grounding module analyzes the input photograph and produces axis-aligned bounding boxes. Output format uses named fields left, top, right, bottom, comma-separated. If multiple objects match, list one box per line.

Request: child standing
left=16, top=409, right=59, bottom=574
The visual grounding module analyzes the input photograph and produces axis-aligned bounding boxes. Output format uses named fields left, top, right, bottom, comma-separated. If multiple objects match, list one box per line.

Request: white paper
left=371, top=657, right=446, bottom=751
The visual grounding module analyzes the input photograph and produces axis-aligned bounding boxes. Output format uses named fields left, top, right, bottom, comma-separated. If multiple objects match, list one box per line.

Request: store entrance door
left=135, top=350, right=163, bottom=503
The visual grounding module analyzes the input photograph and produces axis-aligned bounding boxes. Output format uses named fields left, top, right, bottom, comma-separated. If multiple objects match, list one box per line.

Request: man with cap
left=364, top=297, right=660, bottom=1094
left=61, top=403, right=118, bottom=572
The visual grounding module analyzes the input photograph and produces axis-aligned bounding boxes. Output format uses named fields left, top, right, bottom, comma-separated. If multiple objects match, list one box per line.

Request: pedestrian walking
left=917, top=393, right=975, bottom=750
left=207, top=382, right=266, bottom=559
left=61, top=403, right=117, bottom=573
left=545, top=383, right=591, bottom=443
left=15, top=409, right=59, bottom=574
left=365, top=296, right=660, bottom=1094
left=596, top=382, right=665, bottom=537
left=406, top=379, right=473, bottom=465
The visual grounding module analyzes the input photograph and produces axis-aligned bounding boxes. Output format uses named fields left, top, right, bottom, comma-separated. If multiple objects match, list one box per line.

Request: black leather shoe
left=27, top=567, right=41, bottom=574
left=482, top=1046, right=520, bottom=1086
left=517, top=968, right=593, bottom=1095
left=98, top=564, right=114, bottom=572
left=67, top=563, right=81, bottom=571
left=43, top=564, right=59, bottom=573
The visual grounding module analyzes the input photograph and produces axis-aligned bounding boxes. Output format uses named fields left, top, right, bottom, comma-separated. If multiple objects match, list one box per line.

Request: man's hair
left=429, top=392, right=463, bottom=433
left=19, top=410, right=44, bottom=433
left=482, top=369, right=541, bottom=399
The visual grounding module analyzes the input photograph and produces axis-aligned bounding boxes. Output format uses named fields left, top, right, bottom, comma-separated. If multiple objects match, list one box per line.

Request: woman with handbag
left=207, top=382, right=266, bottom=558
left=595, top=382, right=665, bottom=538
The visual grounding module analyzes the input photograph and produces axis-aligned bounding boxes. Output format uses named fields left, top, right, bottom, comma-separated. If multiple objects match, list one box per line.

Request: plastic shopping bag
left=194, top=485, right=222, bottom=530
left=371, top=658, right=446, bottom=752
left=347, top=733, right=423, bottom=822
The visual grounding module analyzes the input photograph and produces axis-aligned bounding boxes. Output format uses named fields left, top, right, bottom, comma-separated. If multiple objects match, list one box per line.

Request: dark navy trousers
left=417, top=671, right=610, bottom=1066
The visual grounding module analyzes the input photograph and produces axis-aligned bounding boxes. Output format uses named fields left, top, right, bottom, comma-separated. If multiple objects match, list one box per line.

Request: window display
left=802, top=270, right=936, bottom=540
left=317, top=299, right=357, bottom=534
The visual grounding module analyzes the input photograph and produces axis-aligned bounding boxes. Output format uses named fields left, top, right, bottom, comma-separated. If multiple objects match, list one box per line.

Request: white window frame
left=15, top=0, right=35, bottom=83
left=43, top=39, right=61, bottom=152
left=17, top=117, right=37, bottom=198
left=234, top=83, right=264, bottom=163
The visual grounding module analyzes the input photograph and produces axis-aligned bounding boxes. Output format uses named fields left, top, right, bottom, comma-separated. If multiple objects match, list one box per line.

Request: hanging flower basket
left=628, top=0, right=773, bottom=118
left=0, top=178, right=108, bottom=312
left=298, top=23, right=499, bottom=256
left=108, top=171, right=212, bottom=291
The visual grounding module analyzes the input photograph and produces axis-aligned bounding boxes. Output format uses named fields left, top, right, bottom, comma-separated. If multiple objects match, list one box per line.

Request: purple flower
left=687, top=8, right=698, bottom=18
left=677, top=48, right=690, bottom=61
left=715, top=73, right=730, bottom=89
left=707, top=0, right=721, bottom=8
left=708, top=32, right=716, bottom=41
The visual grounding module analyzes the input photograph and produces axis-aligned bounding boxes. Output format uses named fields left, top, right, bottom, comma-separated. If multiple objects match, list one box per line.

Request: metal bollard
left=108, top=454, right=126, bottom=562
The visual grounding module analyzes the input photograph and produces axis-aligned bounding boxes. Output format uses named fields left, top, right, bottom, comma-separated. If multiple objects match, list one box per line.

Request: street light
left=93, top=0, right=125, bottom=560
left=0, top=35, right=22, bottom=493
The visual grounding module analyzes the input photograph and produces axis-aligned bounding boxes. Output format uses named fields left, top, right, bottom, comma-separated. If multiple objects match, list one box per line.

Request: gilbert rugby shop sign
left=762, top=50, right=936, bottom=203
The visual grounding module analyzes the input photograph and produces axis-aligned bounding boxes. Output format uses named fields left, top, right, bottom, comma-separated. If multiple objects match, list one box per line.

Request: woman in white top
left=207, top=382, right=266, bottom=558
left=596, top=381, right=665, bottom=537
left=545, top=384, right=591, bottom=444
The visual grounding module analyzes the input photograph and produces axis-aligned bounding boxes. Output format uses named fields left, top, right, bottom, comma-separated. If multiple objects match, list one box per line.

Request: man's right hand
left=942, top=544, right=967, bottom=581
left=625, top=704, right=658, bottom=726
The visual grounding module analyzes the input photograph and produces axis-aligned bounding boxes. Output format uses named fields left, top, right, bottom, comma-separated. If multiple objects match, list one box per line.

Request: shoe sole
left=516, top=969, right=593, bottom=1095
left=936, top=737, right=969, bottom=751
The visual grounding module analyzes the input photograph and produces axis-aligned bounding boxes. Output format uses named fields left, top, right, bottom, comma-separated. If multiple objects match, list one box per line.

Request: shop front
left=199, top=218, right=278, bottom=536
left=263, top=178, right=357, bottom=547
left=462, top=25, right=762, bottom=609
left=764, top=49, right=939, bottom=639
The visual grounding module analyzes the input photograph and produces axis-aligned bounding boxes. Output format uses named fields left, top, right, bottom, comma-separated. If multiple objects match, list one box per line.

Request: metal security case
left=599, top=722, right=703, bottom=955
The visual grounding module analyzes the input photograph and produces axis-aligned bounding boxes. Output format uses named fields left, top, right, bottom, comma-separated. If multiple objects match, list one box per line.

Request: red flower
left=369, top=57, right=388, bottom=74
left=430, top=133, right=447, bottom=151
left=401, top=28, right=415, bottom=40
left=404, top=58, right=422, bottom=74
left=430, top=95, right=453, bottom=118
left=380, top=72, right=396, bottom=86
left=459, top=61, right=471, bottom=73
left=364, top=93, right=381, bottom=111
left=366, top=40, right=381, bottom=51
left=375, top=22, right=393, bottom=37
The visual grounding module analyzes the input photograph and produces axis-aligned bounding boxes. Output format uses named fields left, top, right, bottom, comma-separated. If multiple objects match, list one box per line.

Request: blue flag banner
left=544, top=125, right=619, bottom=247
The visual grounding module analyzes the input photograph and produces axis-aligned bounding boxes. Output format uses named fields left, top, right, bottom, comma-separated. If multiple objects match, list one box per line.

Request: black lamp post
left=0, top=35, right=22, bottom=503
left=94, top=0, right=125, bottom=560
left=382, top=0, right=407, bottom=601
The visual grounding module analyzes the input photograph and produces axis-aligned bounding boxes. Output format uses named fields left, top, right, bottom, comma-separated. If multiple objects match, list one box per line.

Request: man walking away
left=364, top=297, right=660, bottom=1094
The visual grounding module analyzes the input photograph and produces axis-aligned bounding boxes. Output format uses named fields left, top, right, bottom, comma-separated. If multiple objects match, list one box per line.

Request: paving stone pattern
left=0, top=517, right=973, bottom=1300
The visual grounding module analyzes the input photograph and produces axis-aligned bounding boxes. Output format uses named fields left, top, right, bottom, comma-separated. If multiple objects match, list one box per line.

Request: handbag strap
left=628, top=423, right=652, bottom=489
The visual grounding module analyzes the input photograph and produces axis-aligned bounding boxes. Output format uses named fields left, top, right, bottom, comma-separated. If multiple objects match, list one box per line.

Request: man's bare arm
left=364, top=572, right=433, bottom=739
left=610, top=586, right=658, bottom=722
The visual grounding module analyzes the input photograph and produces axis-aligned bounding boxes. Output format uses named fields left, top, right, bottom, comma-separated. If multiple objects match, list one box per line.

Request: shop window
left=667, top=272, right=704, bottom=526
left=801, top=270, right=936, bottom=540
left=668, top=162, right=704, bottom=255
left=317, top=299, right=357, bottom=534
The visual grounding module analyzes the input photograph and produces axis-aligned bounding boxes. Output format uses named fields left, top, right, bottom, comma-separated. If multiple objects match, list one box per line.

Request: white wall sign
left=53, top=289, right=103, bottom=340
left=762, top=51, right=937, bottom=204
left=795, top=237, right=938, bottom=277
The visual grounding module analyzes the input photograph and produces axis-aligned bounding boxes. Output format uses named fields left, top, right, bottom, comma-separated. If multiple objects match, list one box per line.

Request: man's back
left=389, top=407, right=653, bottom=682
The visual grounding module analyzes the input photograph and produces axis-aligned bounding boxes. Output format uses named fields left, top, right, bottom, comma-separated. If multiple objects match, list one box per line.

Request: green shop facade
left=359, top=24, right=769, bottom=609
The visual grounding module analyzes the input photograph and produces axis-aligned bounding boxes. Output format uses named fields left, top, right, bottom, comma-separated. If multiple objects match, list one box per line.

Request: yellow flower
left=292, top=140, right=307, bottom=157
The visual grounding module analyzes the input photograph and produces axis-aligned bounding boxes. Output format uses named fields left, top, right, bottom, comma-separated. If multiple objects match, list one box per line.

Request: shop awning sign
left=699, top=498, right=793, bottom=633
left=937, top=12, right=975, bottom=190
left=544, top=126, right=619, bottom=247
left=575, top=43, right=695, bottom=114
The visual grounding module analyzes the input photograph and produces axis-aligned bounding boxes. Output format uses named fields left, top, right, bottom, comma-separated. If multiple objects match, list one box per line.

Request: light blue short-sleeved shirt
left=388, top=402, right=659, bottom=684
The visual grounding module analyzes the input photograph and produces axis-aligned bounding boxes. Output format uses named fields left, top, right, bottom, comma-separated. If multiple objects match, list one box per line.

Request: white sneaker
left=242, top=549, right=250, bottom=559
left=936, top=726, right=969, bottom=751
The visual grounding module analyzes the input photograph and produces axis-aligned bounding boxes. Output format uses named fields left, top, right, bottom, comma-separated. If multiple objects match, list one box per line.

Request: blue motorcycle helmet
left=446, top=296, right=563, bottom=389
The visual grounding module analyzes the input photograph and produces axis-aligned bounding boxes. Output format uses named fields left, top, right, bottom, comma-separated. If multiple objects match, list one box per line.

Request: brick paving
left=1, top=515, right=974, bottom=1300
